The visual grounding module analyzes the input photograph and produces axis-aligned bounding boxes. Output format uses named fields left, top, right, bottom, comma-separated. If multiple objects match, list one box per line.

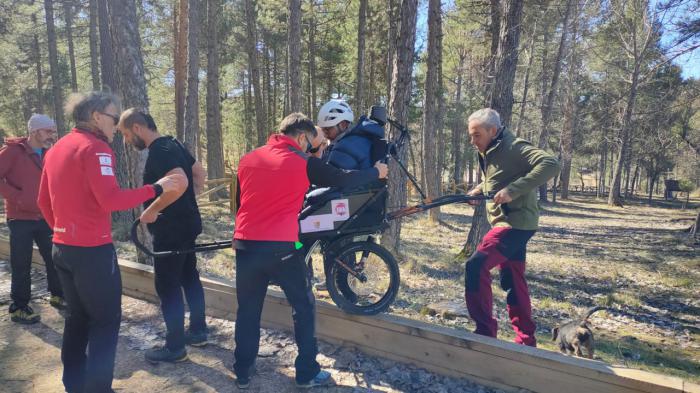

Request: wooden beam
left=1, top=238, right=697, bottom=393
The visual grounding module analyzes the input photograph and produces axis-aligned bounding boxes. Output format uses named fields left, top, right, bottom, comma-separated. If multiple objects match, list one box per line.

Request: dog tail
left=580, top=306, right=606, bottom=325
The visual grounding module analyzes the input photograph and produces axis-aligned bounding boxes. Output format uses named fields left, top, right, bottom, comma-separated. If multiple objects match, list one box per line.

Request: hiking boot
left=49, top=295, right=67, bottom=310
left=10, top=305, right=40, bottom=324
left=296, top=370, right=333, bottom=388
left=145, top=346, right=188, bottom=364
left=185, top=330, right=208, bottom=347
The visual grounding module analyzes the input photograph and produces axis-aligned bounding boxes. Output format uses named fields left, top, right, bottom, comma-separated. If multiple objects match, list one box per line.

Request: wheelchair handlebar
left=130, top=219, right=232, bottom=258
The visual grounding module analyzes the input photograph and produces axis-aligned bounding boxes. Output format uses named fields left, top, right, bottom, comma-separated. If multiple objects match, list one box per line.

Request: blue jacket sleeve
left=327, top=136, right=372, bottom=170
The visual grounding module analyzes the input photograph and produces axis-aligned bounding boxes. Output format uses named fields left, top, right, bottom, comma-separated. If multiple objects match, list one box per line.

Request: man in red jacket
left=233, top=113, right=387, bottom=389
left=0, top=114, right=64, bottom=324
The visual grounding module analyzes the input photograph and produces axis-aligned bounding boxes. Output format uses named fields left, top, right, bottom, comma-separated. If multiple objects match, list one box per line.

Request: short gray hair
left=468, top=108, right=501, bottom=129
left=64, top=91, right=121, bottom=125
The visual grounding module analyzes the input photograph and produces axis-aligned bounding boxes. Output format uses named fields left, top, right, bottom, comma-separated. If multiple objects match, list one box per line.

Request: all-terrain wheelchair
left=132, top=106, right=492, bottom=315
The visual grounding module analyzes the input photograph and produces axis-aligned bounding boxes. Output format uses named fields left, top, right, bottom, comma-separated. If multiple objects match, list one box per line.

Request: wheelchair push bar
left=387, top=194, right=495, bottom=221
left=130, top=219, right=232, bottom=258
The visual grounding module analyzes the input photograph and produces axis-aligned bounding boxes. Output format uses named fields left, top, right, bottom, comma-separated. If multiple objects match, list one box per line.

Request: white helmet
left=317, top=99, right=354, bottom=128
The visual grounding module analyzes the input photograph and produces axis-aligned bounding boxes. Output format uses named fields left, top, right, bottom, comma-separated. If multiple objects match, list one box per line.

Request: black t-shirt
left=143, top=136, right=202, bottom=244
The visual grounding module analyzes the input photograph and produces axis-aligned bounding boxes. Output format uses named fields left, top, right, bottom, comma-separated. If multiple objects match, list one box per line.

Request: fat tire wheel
left=325, top=241, right=400, bottom=315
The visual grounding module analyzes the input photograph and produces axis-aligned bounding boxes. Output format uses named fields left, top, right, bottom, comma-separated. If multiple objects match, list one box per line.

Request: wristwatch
left=152, top=183, right=163, bottom=198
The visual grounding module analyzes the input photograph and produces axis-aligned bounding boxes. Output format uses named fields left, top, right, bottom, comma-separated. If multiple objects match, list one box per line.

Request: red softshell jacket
left=0, top=137, right=45, bottom=220
left=38, top=128, right=156, bottom=246
left=234, top=135, right=310, bottom=242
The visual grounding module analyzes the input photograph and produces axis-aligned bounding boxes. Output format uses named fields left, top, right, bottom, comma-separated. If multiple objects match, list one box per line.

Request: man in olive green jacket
left=465, top=108, right=559, bottom=347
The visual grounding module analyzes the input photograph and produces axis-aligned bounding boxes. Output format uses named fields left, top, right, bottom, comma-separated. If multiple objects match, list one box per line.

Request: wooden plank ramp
left=1, top=238, right=697, bottom=393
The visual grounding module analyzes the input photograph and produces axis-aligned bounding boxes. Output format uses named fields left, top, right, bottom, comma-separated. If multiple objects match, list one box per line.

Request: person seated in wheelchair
left=307, top=100, right=388, bottom=210
left=317, top=99, right=385, bottom=171
left=304, top=101, right=389, bottom=292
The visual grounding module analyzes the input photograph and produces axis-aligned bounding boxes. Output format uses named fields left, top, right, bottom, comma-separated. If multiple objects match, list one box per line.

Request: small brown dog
left=552, top=306, right=606, bottom=359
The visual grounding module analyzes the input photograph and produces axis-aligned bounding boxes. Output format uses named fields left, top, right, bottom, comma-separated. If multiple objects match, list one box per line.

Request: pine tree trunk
left=108, top=0, right=152, bottom=264
left=386, top=0, right=397, bottom=102
left=308, top=9, right=317, bottom=114
left=487, top=0, right=524, bottom=126
left=63, top=0, right=78, bottom=92
left=287, top=0, right=302, bottom=112
left=184, top=0, right=200, bottom=157
left=206, top=0, right=224, bottom=200
left=608, top=65, right=640, bottom=206
left=421, top=0, right=442, bottom=222
left=97, top=0, right=116, bottom=91
left=597, top=142, right=606, bottom=197
left=271, top=47, right=278, bottom=130
left=243, top=71, right=254, bottom=152
left=89, top=0, right=100, bottom=90
left=515, top=19, right=538, bottom=137
left=381, top=0, right=417, bottom=253
left=355, top=0, right=367, bottom=112
left=451, top=52, right=465, bottom=187
left=537, top=0, right=573, bottom=202
left=174, top=0, right=188, bottom=141
left=559, top=2, right=580, bottom=200
left=31, top=13, right=44, bottom=112
left=244, top=0, right=268, bottom=146
left=98, top=0, right=133, bottom=235
left=44, top=0, right=66, bottom=136
left=608, top=2, right=653, bottom=207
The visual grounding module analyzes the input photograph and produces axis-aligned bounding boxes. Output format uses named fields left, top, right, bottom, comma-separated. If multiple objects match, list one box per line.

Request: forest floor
left=0, top=192, right=697, bottom=392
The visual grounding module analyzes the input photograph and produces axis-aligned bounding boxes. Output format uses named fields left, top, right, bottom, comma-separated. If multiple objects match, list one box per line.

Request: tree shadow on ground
left=593, top=336, right=700, bottom=380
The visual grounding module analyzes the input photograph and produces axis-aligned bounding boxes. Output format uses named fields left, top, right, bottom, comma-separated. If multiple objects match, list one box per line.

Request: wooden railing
left=196, top=174, right=237, bottom=214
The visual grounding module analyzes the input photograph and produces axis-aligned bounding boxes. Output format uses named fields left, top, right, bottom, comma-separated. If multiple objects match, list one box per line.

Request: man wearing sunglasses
left=232, top=112, right=387, bottom=389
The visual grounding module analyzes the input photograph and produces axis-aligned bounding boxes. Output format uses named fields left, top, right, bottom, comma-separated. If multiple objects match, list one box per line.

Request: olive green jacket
left=477, top=128, right=560, bottom=230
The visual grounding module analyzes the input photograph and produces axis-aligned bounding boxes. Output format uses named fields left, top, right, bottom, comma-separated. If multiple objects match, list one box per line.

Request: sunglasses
left=304, top=135, right=321, bottom=154
left=100, top=111, right=120, bottom=126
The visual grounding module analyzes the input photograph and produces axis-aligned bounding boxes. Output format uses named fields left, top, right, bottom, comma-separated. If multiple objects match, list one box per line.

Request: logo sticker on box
left=331, top=199, right=350, bottom=221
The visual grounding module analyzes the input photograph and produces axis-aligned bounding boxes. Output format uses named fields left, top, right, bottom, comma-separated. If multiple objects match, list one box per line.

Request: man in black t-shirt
left=118, top=108, right=208, bottom=364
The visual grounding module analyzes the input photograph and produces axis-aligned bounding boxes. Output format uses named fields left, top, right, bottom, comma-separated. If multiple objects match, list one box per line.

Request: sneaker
left=235, top=365, right=256, bottom=390
left=313, top=282, right=327, bottom=291
left=10, top=305, right=40, bottom=324
left=144, top=346, right=188, bottom=363
left=185, top=330, right=208, bottom=347
left=235, top=376, right=250, bottom=390
left=49, top=295, right=67, bottom=310
left=296, top=370, right=332, bottom=388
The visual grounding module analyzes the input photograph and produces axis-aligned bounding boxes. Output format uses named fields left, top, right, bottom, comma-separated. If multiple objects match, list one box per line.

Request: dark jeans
left=234, top=240, right=320, bottom=384
left=52, top=243, right=121, bottom=393
left=8, top=219, right=63, bottom=309
left=152, top=237, right=207, bottom=351
left=465, top=227, right=537, bottom=346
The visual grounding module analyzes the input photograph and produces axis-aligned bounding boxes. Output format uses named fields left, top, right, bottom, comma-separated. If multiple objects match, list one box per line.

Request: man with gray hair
left=0, top=114, right=64, bottom=324
left=464, top=108, right=559, bottom=347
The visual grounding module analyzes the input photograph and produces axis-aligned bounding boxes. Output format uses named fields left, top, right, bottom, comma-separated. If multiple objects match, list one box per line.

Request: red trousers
left=465, top=226, right=537, bottom=346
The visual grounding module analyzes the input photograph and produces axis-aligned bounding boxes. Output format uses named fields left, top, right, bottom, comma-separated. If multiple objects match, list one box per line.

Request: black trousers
left=8, top=219, right=63, bottom=309
left=152, top=237, right=207, bottom=351
left=234, top=240, right=320, bottom=384
left=52, top=243, right=121, bottom=393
